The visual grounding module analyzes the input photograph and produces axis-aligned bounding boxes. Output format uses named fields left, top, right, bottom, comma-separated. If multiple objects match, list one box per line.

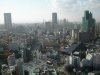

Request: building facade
left=82, top=10, right=95, bottom=33
left=80, top=10, right=96, bottom=42
left=4, top=13, right=12, bottom=31
left=52, top=13, right=57, bottom=29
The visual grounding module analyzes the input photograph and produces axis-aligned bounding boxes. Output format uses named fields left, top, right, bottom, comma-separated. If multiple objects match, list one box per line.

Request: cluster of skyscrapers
left=3, top=12, right=58, bottom=31
left=1, top=10, right=100, bottom=75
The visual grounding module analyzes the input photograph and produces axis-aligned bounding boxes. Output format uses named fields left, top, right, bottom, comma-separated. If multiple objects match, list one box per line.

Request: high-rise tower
left=80, top=10, right=96, bottom=42
left=4, top=13, right=12, bottom=31
left=82, top=10, right=95, bottom=33
left=52, top=13, right=57, bottom=28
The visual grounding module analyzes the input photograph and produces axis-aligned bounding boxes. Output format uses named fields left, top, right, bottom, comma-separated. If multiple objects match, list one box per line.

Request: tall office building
left=45, top=21, right=51, bottom=33
left=80, top=10, right=96, bottom=42
left=82, top=10, right=95, bottom=33
left=23, top=48, right=33, bottom=63
left=52, top=13, right=57, bottom=28
left=4, top=13, right=12, bottom=30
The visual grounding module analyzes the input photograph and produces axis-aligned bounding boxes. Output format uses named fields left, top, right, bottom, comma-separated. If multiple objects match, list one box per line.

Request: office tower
left=16, top=58, right=23, bottom=75
left=63, top=18, right=67, bottom=26
left=95, top=23, right=100, bottom=36
left=23, top=48, right=33, bottom=63
left=82, top=10, right=95, bottom=33
left=45, top=21, right=51, bottom=33
left=80, top=10, right=96, bottom=42
left=71, top=29, right=79, bottom=43
left=52, top=13, right=57, bottom=28
left=4, top=13, right=12, bottom=30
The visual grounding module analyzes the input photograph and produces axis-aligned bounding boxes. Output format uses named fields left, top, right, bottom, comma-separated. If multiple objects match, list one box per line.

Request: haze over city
left=1, top=0, right=100, bottom=75
left=0, top=0, right=100, bottom=23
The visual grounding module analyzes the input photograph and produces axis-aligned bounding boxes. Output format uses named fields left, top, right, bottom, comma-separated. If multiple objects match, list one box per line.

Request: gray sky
left=0, top=0, right=100, bottom=23
left=53, top=0, right=100, bottom=22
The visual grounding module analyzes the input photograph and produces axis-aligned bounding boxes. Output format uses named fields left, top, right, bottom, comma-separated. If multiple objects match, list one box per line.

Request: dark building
left=79, top=32, right=90, bottom=42
left=60, top=42, right=87, bottom=58
left=23, top=48, right=33, bottom=63
left=80, top=10, right=96, bottom=42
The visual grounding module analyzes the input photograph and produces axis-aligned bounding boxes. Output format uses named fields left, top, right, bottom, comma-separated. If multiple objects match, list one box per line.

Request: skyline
left=0, top=0, right=100, bottom=24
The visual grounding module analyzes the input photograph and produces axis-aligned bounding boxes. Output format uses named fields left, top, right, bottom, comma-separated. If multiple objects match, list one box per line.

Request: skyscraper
left=52, top=13, right=57, bottom=28
left=82, top=10, right=95, bottom=33
left=45, top=21, right=51, bottom=33
left=4, top=13, right=12, bottom=30
left=80, top=10, right=96, bottom=42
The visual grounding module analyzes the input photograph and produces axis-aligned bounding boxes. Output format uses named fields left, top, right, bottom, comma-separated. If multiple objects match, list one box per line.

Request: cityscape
left=0, top=0, right=100, bottom=75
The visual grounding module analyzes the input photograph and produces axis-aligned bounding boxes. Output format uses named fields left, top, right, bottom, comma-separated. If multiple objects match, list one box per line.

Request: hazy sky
left=0, top=0, right=100, bottom=23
